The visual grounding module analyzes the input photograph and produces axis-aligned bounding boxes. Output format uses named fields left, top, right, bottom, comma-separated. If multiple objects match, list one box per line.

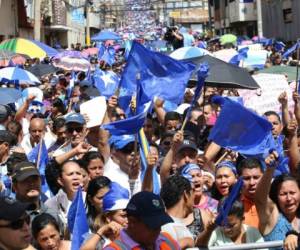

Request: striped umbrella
left=0, top=67, right=40, bottom=85
left=0, top=38, right=58, bottom=59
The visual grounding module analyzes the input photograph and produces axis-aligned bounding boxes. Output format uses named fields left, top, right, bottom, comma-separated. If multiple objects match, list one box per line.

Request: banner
left=239, top=73, right=294, bottom=116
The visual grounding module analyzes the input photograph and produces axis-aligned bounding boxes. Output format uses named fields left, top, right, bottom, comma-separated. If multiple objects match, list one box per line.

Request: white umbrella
left=170, top=46, right=211, bottom=60
left=0, top=67, right=40, bottom=85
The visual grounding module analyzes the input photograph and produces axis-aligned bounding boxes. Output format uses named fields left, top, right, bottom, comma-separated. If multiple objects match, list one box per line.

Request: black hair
left=164, top=111, right=181, bottom=124
left=81, top=151, right=105, bottom=172
left=45, top=159, right=61, bottom=195
left=264, top=111, right=281, bottom=123
left=86, top=176, right=111, bottom=231
left=218, top=199, right=244, bottom=219
left=237, top=158, right=264, bottom=176
left=160, top=174, right=192, bottom=209
left=7, top=120, right=22, bottom=139
left=7, top=152, right=28, bottom=176
left=269, top=174, right=300, bottom=216
left=58, top=160, right=80, bottom=177
left=32, top=213, right=60, bottom=239
left=52, top=98, right=66, bottom=115
left=52, top=118, right=66, bottom=133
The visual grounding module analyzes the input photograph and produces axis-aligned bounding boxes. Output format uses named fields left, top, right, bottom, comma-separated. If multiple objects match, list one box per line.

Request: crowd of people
left=1, top=21, right=300, bottom=250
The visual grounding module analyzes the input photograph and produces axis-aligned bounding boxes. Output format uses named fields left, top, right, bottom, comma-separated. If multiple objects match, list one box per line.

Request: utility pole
left=86, top=3, right=91, bottom=46
left=256, top=0, right=263, bottom=37
left=34, top=0, right=41, bottom=41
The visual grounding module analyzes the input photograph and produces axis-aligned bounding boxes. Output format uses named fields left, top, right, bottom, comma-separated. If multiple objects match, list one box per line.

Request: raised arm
left=98, top=95, right=118, bottom=163
left=286, top=119, right=300, bottom=176
left=254, top=151, right=279, bottom=235
left=160, top=130, right=183, bottom=184
left=292, top=92, right=300, bottom=125
left=278, top=91, right=289, bottom=127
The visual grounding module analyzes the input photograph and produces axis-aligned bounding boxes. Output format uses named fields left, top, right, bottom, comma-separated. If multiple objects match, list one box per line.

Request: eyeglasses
left=0, top=215, right=30, bottom=230
left=67, top=127, right=83, bottom=134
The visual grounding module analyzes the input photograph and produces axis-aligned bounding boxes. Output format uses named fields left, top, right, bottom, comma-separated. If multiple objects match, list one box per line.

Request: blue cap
left=103, top=182, right=129, bottom=213
left=79, top=80, right=92, bottom=88
left=109, top=135, right=135, bottom=149
left=65, top=112, right=85, bottom=125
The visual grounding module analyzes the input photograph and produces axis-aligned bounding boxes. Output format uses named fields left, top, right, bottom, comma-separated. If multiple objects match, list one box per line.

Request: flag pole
left=215, top=151, right=229, bottom=166
left=36, top=137, right=43, bottom=169
left=296, top=38, right=300, bottom=93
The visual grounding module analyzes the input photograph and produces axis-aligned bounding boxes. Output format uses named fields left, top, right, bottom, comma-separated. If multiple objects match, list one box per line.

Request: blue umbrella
left=91, top=31, right=121, bottom=41
left=0, top=88, right=22, bottom=100
left=0, top=67, right=40, bottom=85
left=0, top=91, right=18, bottom=104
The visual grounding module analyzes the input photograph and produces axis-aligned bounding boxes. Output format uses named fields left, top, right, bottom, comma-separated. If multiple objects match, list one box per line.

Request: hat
left=0, top=105, right=9, bottom=122
left=0, top=197, right=32, bottom=221
left=65, top=113, right=86, bottom=125
left=109, top=135, right=135, bottom=150
left=79, top=80, right=92, bottom=88
left=0, top=130, right=15, bottom=146
left=12, top=162, right=40, bottom=182
left=177, top=139, right=198, bottom=153
left=126, top=191, right=173, bottom=229
left=103, top=182, right=129, bottom=213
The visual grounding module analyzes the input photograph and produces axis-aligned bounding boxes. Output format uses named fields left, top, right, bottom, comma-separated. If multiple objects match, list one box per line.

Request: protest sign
left=239, top=73, right=294, bottom=116
left=80, top=96, right=107, bottom=128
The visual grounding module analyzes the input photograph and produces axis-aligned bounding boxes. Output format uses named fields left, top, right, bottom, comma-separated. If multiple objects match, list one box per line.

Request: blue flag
left=93, top=67, right=120, bottom=98
left=68, top=187, right=89, bottom=250
left=119, top=41, right=195, bottom=106
left=274, top=41, right=286, bottom=52
left=102, top=101, right=152, bottom=135
left=229, top=47, right=249, bottom=66
left=27, top=140, right=50, bottom=195
left=101, top=46, right=115, bottom=66
left=283, top=41, right=300, bottom=58
left=124, top=40, right=132, bottom=59
left=185, top=63, right=209, bottom=121
left=66, top=71, right=76, bottom=100
left=97, top=42, right=105, bottom=58
left=208, top=96, right=273, bottom=155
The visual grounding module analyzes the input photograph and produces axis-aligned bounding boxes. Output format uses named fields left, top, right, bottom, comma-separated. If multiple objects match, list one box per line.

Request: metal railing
left=188, top=240, right=283, bottom=250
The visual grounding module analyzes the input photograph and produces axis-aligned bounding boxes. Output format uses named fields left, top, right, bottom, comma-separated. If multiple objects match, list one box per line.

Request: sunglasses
left=120, top=143, right=139, bottom=154
left=67, top=127, right=83, bottom=133
left=0, top=215, right=30, bottom=230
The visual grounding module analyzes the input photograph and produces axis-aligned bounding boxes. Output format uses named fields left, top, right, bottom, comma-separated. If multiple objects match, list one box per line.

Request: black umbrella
left=183, top=55, right=260, bottom=89
left=27, top=64, right=57, bottom=77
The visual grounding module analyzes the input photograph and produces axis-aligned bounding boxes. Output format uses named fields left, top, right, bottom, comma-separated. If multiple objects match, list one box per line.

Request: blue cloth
left=119, top=41, right=195, bottom=110
left=283, top=41, right=300, bottom=58
left=93, top=68, right=119, bottom=98
left=102, top=182, right=129, bottom=212
left=180, top=163, right=201, bottom=182
left=27, top=140, right=50, bottom=194
left=274, top=41, right=286, bottom=52
left=101, top=46, right=115, bottom=66
left=208, top=96, right=273, bottom=156
left=264, top=213, right=292, bottom=248
left=216, top=161, right=237, bottom=175
left=102, top=101, right=152, bottom=135
left=68, top=187, right=89, bottom=250
left=229, top=47, right=249, bottom=66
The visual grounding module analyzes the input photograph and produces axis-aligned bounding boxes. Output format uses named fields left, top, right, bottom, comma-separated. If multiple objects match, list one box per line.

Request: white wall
left=0, top=0, right=18, bottom=39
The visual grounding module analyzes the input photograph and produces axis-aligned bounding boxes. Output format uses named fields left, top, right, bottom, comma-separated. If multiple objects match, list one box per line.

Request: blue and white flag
left=93, top=67, right=120, bottom=98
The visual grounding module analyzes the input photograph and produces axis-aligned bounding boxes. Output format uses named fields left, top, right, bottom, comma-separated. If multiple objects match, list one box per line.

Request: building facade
left=261, top=0, right=300, bottom=41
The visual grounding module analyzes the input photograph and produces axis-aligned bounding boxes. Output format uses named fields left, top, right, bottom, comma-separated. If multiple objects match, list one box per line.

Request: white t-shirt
left=208, top=224, right=266, bottom=249
left=162, top=216, right=193, bottom=242
left=104, top=157, right=141, bottom=196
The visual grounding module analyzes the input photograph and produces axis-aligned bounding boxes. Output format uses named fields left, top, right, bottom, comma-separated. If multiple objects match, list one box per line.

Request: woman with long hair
left=85, top=176, right=111, bottom=232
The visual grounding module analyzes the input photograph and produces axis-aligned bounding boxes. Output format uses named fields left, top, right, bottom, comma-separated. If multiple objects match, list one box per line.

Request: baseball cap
left=12, top=162, right=40, bottom=182
left=0, top=105, right=9, bottom=122
left=177, top=139, right=198, bottom=153
left=65, top=112, right=86, bottom=125
left=109, top=135, right=135, bottom=150
left=0, top=197, right=33, bottom=221
left=0, top=130, right=15, bottom=146
left=126, top=191, right=173, bottom=230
